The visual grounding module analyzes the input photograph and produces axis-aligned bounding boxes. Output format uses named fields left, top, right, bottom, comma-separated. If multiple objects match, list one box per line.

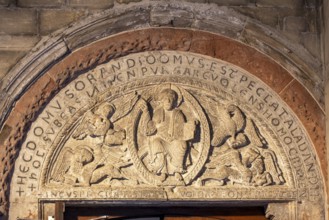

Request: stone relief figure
left=198, top=102, right=285, bottom=187
left=139, top=88, right=198, bottom=183
left=50, top=146, right=94, bottom=186
left=72, top=103, right=114, bottom=140
left=50, top=87, right=285, bottom=188
left=51, top=93, right=140, bottom=186
left=239, top=117, right=285, bottom=186
left=72, top=102, right=126, bottom=146
left=211, top=104, right=247, bottom=148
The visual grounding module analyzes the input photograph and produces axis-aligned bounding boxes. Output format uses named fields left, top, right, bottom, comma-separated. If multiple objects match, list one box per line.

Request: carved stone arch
left=0, top=2, right=323, bottom=123
left=0, top=2, right=326, bottom=220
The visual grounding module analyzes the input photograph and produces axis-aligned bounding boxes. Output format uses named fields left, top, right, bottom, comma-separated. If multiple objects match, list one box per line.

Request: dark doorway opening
left=62, top=205, right=268, bottom=220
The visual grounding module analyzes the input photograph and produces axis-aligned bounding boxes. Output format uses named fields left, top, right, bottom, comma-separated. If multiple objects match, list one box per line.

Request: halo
left=154, top=83, right=183, bottom=107
left=170, top=84, right=183, bottom=107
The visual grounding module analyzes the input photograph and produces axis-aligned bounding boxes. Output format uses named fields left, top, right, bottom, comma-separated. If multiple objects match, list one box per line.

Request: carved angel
left=199, top=101, right=285, bottom=186
left=89, top=149, right=134, bottom=185
left=72, top=93, right=139, bottom=145
left=68, top=93, right=139, bottom=186
left=71, top=103, right=116, bottom=142
left=50, top=146, right=94, bottom=186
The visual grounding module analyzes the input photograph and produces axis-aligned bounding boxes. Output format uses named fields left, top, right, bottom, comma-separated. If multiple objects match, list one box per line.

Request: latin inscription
left=39, top=189, right=167, bottom=200
left=173, top=188, right=297, bottom=200
left=38, top=188, right=297, bottom=201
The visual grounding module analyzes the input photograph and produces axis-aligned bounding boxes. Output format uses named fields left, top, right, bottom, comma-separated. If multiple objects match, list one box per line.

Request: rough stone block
left=68, top=0, right=114, bottom=8
left=64, top=8, right=150, bottom=50
left=0, top=9, right=37, bottom=35
left=283, top=16, right=308, bottom=32
left=17, top=0, right=64, bottom=7
left=305, top=0, right=317, bottom=7
left=40, top=9, right=87, bottom=35
left=304, top=7, right=319, bottom=32
left=301, top=32, right=320, bottom=58
left=277, top=8, right=300, bottom=29
left=150, top=7, right=194, bottom=27
left=116, top=0, right=142, bottom=3
left=192, top=6, right=246, bottom=39
left=0, top=51, right=26, bottom=80
left=209, top=0, right=249, bottom=6
left=181, top=0, right=207, bottom=2
left=235, top=7, right=279, bottom=28
left=256, top=0, right=302, bottom=8
left=281, top=30, right=302, bottom=43
left=0, top=35, right=39, bottom=51
left=0, top=0, right=11, bottom=6
left=192, top=18, right=243, bottom=39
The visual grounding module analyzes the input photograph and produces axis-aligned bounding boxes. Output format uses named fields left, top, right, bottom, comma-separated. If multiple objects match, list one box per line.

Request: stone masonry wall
left=0, top=0, right=323, bottom=85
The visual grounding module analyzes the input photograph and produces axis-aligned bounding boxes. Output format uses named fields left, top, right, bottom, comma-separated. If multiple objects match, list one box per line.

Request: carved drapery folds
left=8, top=51, right=325, bottom=219
left=47, top=86, right=284, bottom=188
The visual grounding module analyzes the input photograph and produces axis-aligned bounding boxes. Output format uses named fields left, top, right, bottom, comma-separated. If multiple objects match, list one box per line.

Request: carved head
left=227, top=104, right=246, bottom=133
left=94, top=103, right=115, bottom=119
left=158, top=89, right=178, bottom=111
left=76, top=147, right=93, bottom=164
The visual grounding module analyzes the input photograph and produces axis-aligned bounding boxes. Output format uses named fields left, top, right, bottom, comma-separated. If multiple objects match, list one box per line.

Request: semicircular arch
left=0, top=2, right=326, bottom=219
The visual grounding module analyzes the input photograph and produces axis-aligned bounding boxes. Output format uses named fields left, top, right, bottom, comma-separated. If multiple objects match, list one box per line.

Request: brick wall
left=0, top=0, right=323, bottom=85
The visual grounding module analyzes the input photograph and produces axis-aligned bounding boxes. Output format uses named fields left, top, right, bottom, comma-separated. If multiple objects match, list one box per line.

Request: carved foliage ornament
left=9, top=51, right=325, bottom=219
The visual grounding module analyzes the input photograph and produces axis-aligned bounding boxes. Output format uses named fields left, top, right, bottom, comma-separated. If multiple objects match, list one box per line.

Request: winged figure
left=59, top=93, right=140, bottom=186
left=72, top=92, right=139, bottom=144
left=202, top=98, right=246, bottom=148
left=198, top=100, right=285, bottom=186
left=50, top=146, right=94, bottom=185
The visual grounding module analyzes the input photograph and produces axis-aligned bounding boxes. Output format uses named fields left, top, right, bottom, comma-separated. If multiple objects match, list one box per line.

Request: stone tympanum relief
left=9, top=51, right=325, bottom=219
left=47, top=86, right=284, bottom=189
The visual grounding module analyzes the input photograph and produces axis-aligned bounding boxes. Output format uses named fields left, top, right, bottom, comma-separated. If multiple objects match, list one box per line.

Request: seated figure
left=146, top=88, right=196, bottom=180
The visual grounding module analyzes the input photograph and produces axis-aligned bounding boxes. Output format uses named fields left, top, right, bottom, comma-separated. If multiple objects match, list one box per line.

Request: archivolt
left=0, top=1, right=325, bottom=217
